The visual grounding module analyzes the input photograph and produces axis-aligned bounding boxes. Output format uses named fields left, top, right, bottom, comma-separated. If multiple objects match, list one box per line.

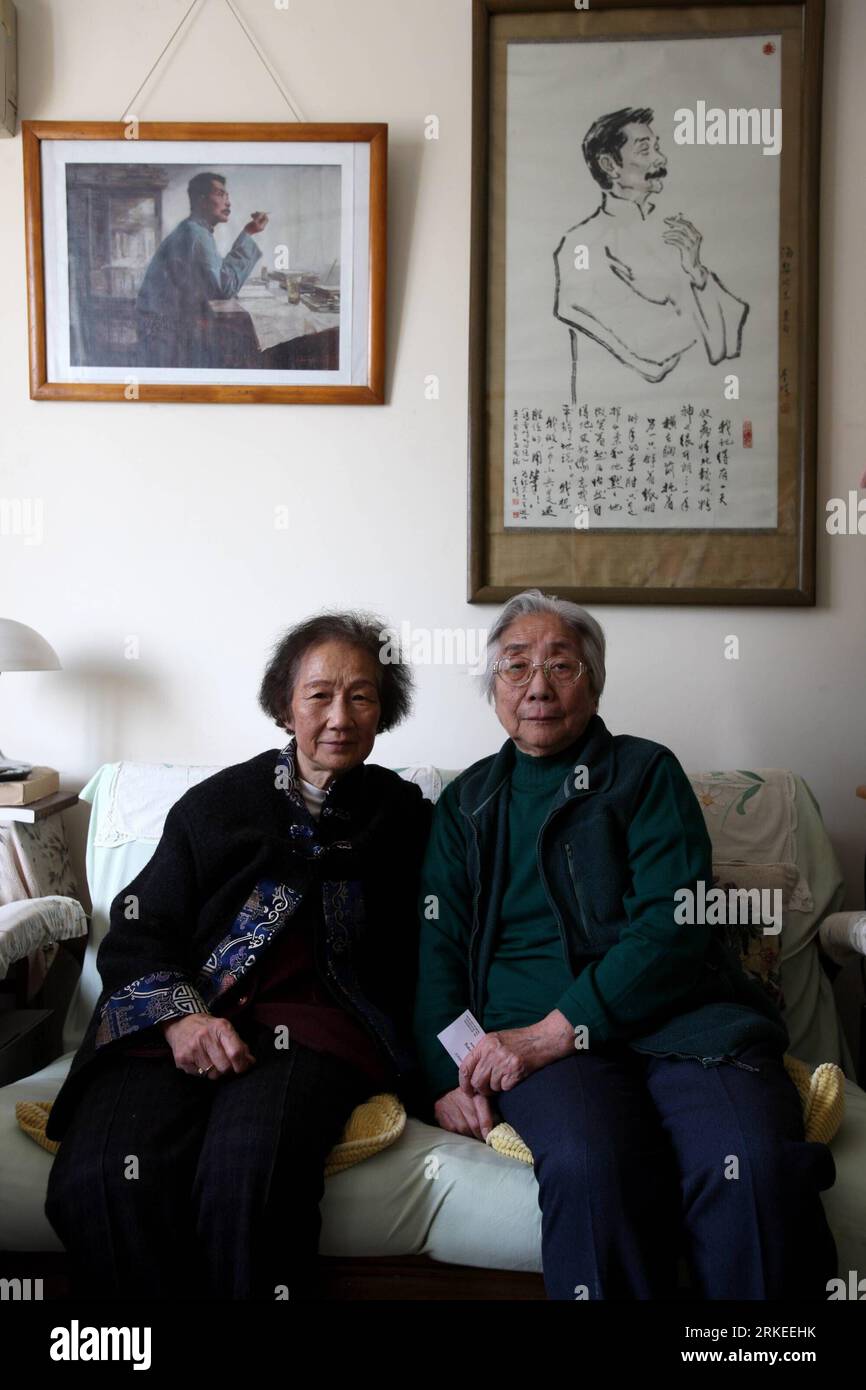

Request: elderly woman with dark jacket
left=413, top=590, right=838, bottom=1301
left=45, top=611, right=432, bottom=1301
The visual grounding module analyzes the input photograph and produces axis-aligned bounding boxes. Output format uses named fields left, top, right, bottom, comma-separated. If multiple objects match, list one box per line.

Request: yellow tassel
left=16, top=1052, right=845, bottom=1175
left=15, top=1101, right=60, bottom=1156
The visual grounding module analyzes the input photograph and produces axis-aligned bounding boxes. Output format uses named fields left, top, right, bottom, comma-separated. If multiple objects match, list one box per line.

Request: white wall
left=1, top=0, right=864, bottom=904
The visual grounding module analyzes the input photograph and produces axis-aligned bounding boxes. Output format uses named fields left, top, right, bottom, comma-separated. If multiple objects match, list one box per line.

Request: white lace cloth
left=94, top=762, right=223, bottom=846
left=93, top=760, right=444, bottom=847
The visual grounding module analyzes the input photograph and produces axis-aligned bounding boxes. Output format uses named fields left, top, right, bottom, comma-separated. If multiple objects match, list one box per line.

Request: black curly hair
left=257, top=610, right=414, bottom=736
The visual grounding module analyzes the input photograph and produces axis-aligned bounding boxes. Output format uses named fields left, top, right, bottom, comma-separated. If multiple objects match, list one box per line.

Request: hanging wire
left=119, top=0, right=306, bottom=123
left=223, top=0, right=306, bottom=121
left=120, top=0, right=203, bottom=121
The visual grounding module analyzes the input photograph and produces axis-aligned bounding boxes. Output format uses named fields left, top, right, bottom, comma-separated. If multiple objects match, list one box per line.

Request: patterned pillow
left=710, top=861, right=799, bottom=1014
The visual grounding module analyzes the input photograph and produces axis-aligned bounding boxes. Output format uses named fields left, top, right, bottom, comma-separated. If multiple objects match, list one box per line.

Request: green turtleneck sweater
left=483, top=741, right=580, bottom=1032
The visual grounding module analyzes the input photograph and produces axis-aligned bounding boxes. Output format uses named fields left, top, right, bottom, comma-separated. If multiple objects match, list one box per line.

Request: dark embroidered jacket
left=45, top=742, right=432, bottom=1141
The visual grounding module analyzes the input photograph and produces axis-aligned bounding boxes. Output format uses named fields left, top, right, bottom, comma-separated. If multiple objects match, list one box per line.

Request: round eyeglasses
left=493, top=656, right=586, bottom=687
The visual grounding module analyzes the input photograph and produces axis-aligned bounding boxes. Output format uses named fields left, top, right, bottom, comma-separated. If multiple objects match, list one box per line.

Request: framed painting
left=468, top=0, right=824, bottom=603
left=22, top=121, right=386, bottom=404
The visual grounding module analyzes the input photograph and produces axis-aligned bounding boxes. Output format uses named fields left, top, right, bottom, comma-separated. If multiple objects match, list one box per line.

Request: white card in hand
left=437, top=1009, right=484, bottom=1065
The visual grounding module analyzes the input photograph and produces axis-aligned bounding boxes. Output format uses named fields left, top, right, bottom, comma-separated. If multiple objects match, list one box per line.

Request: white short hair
left=483, top=589, right=606, bottom=704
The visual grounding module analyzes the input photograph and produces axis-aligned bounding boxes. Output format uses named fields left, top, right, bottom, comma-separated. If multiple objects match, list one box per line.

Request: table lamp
left=0, top=619, right=61, bottom=779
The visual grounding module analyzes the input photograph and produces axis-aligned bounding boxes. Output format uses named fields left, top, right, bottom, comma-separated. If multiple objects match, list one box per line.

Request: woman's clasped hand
left=160, top=1014, right=257, bottom=1080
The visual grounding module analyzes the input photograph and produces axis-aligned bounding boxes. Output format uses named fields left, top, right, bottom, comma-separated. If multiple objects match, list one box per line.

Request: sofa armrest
left=0, top=895, right=88, bottom=979
left=819, top=911, right=866, bottom=965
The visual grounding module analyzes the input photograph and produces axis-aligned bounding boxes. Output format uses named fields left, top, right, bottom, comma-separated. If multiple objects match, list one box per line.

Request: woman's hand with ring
left=160, top=1014, right=256, bottom=1080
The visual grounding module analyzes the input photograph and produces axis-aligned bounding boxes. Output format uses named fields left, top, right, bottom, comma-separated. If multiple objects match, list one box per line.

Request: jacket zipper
left=464, top=811, right=485, bottom=1015
left=562, top=841, right=595, bottom=961
left=545, top=850, right=573, bottom=973
left=539, top=803, right=583, bottom=971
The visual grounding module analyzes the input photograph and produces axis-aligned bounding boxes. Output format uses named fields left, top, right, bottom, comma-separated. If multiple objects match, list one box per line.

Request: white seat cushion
left=320, top=1117, right=542, bottom=1270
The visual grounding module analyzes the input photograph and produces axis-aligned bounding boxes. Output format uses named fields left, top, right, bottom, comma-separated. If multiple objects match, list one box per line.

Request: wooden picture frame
left=23, top=121, right=387, bottom=404
left=468, top=0, right=824, bottom=604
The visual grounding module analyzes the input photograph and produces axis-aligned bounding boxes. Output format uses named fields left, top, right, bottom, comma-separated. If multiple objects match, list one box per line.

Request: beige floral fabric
left=0, top=819, right=81, bottom=996
left=688, top=770, right=813, bottom=912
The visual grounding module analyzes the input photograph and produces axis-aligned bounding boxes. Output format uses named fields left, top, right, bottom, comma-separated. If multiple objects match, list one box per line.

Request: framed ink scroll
left=468, top=0, right=823, bottom=603
left=23, top=122, right=386, bottom=404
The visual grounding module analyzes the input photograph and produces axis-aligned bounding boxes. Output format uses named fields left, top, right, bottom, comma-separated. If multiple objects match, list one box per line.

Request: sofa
left=1, top=756, right=865, bottom=1300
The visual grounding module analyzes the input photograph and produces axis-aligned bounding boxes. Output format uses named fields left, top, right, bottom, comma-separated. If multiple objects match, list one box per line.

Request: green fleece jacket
left=412, top=716, right=788, bottom=1104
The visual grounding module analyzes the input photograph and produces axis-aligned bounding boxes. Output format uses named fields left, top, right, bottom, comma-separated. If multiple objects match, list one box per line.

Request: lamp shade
left=0, top=619, right=61, bottom=672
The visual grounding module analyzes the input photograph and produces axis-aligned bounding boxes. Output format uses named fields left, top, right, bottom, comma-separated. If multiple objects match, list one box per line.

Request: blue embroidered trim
left=95, top=974, right=209, bottom=1046
left=196, top=877, right=304, bottom=1002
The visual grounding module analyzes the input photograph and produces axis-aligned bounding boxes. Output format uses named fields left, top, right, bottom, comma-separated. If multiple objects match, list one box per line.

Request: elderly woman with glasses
left=413, top=589, right=837, bottom=1301
left=45, top=611, right=432, bottom=1302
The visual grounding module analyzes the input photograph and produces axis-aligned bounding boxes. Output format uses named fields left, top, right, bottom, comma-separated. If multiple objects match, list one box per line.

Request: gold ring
left=197, top=1064, right=214, bottom=1075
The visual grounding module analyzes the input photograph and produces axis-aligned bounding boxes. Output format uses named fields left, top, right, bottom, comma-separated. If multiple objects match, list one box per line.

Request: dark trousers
left=44, top=1022, right=372, bottom=1301
left=496, top=1042, right=838, bottom=1301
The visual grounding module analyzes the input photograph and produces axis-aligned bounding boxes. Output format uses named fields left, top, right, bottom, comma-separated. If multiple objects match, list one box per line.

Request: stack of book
left=0, top=767, right=59, bottom=807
